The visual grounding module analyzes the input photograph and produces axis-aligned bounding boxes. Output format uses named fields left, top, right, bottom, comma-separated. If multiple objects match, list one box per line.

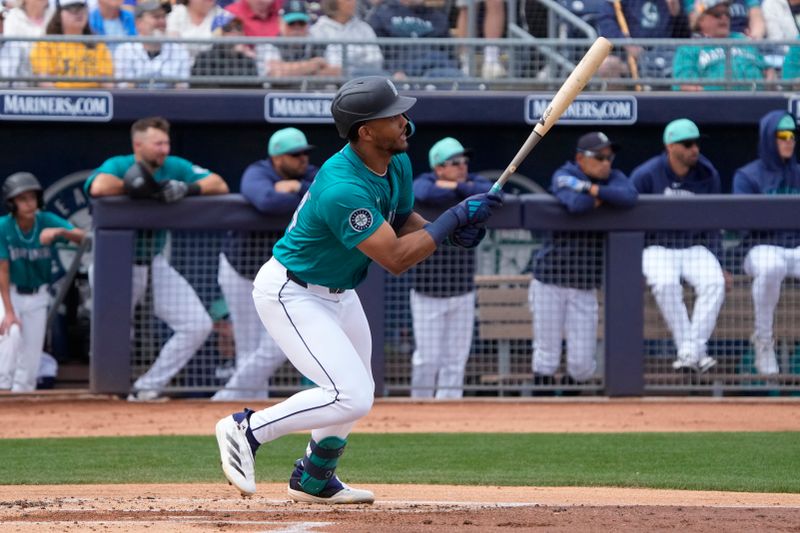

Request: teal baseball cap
left=429, top=137, right=472, bottom=168
left=268, top=127, right=314, bottom=156
left=663, top=118, right=701, bottom=145
left=280, top=0, right=310, bottom=24
left=777, top=114, right=797, bottom=131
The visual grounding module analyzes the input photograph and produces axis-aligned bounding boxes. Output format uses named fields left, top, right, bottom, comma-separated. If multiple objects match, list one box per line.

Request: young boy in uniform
left=0, top=172, right=85, bottom=392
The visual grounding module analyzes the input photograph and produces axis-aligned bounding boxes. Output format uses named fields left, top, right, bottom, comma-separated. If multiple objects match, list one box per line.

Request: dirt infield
left=1, top=396, right=799, bottom=531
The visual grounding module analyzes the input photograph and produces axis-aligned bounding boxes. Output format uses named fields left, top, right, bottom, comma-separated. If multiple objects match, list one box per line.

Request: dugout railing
left=91, top=194, right=800, bottom=398
left=0, top=35, right=797, bottom=92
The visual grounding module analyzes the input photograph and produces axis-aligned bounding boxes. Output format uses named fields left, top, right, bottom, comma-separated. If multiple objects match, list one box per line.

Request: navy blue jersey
left=410, top=172, right=492, bottom=297
left=532, top=161, right=637, bottom=289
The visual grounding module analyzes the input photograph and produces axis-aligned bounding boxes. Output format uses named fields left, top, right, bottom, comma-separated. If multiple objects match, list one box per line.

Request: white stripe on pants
left=131, top=254, right=213, bottom=391
left=529, top=279, right=598, bottom=381
left=213, top=252, right=286, bottom=401
left=642, top=245, right=725, bottom=359
left=248, top=257, right=374, bottom=444
left=409, top=289, right=475, bottom=399
left=744, top=244, right=800, bottom=341
left=0, top=287, right=48, bottom=392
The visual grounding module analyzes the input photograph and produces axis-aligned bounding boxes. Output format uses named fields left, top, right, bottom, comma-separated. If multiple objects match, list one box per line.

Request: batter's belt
left=286, top=270, right=346, bottom=294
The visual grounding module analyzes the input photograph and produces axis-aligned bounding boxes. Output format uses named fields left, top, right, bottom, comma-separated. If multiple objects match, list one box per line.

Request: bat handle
left=490, top=181, right=503, bottom=195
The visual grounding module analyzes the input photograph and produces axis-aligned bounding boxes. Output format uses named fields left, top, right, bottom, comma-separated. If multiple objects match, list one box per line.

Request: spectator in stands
left=0, top=2, right=40, bottom=84
left=453, top=0, right=506, bottom=79
left=4, top=0, right=52, bottom=37
left=529, top=132, right=637, bottom=392
left=30, top=0, right=114, bottom=88
left=630, top=118, right=728, bottom=373
left=89, top=0, right=137, bottom=37
left=213, top=127, right=318, bottom=401
left=167, top=0, right=231, bottom=58
left=762, top=0, right=800, bottom=40
left=409, top=137, right=492, bottom=399
left=732, top=111, right=800, bottom=376
left=784, top=40, right=800, bottom=83
left=595, top=0, right=682, bottom=79
left=366, top=0, right=461, bottom=79
left=84, top=116, right=229, bottom=401
left=225, top=0, right=282, bottom=36
left=0, top=172, right=86, bottom=392
left=191, top=16, right=261, bottom=87
left=684, top=0, right=764, bottom=39
left=114, top=0, right=191, bottom=88
left=672, top=0, right=770, bottom=90
left=309, top=0, right=384, bottom=76
left=257, top=0, right=340, bottom=78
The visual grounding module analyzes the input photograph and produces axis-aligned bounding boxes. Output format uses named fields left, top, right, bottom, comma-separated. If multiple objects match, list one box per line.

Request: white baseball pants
left=642, top=245, right=725, bottom=359
left=247, top=257, right=374, bottom=445
left=529, top=279, right=598, bottom=381
left=213, top=253, right=286, bottom=401
left=409, top=289, right=475, bottom=399
left=0, top=287, right=49, bottom=391
left=744, top=244, right=800, bottom=342
left=130, top=254, right=213, bottom=391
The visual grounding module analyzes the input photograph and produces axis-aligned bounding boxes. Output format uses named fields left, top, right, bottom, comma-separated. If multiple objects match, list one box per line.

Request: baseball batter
left=85, top=116, right=229, bottom=400
left=0, top=172, right=86, bottom=392
left=216, top=76, right=502, bottom=504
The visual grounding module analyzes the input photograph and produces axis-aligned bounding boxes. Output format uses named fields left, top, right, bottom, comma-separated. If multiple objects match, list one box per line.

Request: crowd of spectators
left=0, top=0, right=797, bottom=87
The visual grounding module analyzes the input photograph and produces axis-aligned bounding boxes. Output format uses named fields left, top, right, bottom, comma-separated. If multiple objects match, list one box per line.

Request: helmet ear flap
left=402, top=113, right=414, bottom=138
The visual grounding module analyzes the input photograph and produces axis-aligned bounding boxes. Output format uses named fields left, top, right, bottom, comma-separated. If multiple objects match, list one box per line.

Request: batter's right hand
left=449, top=192, right=503, bottom=227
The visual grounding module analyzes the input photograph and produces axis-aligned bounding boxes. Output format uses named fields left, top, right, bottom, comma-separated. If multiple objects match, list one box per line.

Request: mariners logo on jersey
left=43, top=170, right=93, bottom=277
left=349, top=208, right=373, bottom=232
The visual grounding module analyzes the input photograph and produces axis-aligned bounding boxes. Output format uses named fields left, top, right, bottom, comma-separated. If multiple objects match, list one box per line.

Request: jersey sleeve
left=83, top=156, right=129, bottom=195
left=0, top=232, right=8, bottom=261
left=171, top=156, right=212, bottom=183
left=40, top=212, right=75, bottom=244
left=318, top=183, right=385, bottom=250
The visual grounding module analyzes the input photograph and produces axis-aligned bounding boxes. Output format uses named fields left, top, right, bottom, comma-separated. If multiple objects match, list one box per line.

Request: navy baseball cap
left=576, top=131, right=620, bottom=153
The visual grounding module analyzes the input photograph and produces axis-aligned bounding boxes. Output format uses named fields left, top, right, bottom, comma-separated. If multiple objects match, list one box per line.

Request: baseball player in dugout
left=529, top=132, right=637, bottom=392
left=84, top=116, right=229, bottom=401
left=630, top=118, right=731, bottom=374
left=215, top=76, right=502, bottom=504
left=733, top=111, right=800, bottom=375
left=409, top=137, right=493, bottom=399
left=213, top=127, right=319, bottom=401
left=0, top=173, right=86, bottom=392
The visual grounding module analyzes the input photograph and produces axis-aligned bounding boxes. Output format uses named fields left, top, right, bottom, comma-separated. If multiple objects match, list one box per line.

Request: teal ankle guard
left=299, top=437, right=346, bottom=495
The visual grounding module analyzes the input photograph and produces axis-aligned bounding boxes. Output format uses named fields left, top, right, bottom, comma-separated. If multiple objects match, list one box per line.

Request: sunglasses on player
left=679, top=139, right=699, bottom=148
left=581, top=150, right=615, bottom=162
left=776, top=131, right=796, bottom=141
left=442, top=156, right=469, bottom=167
left=287, top=151, right=310, bottom=158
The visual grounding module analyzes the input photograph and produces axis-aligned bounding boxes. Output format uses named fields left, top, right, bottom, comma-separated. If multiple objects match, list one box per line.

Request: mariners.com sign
left=525, top=95, right=637, bottom=125
left=265, top=93, right=335, bottom=124
left=0, top=91, right=113, bottom=122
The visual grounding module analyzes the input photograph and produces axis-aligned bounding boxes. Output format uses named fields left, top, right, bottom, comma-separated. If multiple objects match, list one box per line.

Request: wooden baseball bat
left=489, top=37, right=613, bottom=195
left=612, top=0, right=642, bottom=91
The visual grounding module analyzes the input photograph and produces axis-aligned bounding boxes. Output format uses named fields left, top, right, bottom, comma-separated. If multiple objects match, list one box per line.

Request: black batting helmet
left=330, top=76, right=416, bottom=139
left=3, top=172, right=43, bottom=213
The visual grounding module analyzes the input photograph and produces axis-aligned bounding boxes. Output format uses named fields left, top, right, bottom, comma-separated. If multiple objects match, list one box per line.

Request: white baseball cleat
left=287, top=461, right=374, bottom=504
left=696, top=356, right=717, bottom=373
left=752, top=336, right=779, bottom=375
left=215, top=414, right=257, bottom=496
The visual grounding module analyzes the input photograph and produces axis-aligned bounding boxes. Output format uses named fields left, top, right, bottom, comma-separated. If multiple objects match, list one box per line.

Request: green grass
left=0, top=432, right=798, bottom=493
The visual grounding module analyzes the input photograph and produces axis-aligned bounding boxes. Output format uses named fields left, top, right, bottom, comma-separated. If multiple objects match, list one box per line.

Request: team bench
left=474, top=274, right=800, bottom=386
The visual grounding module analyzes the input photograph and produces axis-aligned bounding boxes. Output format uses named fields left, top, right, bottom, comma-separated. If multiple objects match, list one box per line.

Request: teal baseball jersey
left=84, top=154, right=212, bottom=262
left=273, top=144, right=414, bottom=289
left=0, top=211, right=73, bottom=290
left=673, top=33, right=765, bottom=91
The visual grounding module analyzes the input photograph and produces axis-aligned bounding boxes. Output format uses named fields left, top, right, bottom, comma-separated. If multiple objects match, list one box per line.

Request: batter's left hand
left=449, top=224, right=487, bottom=249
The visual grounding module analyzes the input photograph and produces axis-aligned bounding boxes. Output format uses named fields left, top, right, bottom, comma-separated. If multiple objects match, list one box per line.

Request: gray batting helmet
left=330, top=76, right=417, bottom=139
left=3, top=172, right=43, bottom=212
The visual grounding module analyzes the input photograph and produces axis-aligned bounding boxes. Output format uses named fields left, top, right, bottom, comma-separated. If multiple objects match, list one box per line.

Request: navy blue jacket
left=410, top=171, right=492, bottom=297
left=532, top=161, right=638, bottom=289
left=223, top=159, right=317, bottom=279
left=631, top=152, right=722, bottom=255
left=733, top=110, right=800, bottom=249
